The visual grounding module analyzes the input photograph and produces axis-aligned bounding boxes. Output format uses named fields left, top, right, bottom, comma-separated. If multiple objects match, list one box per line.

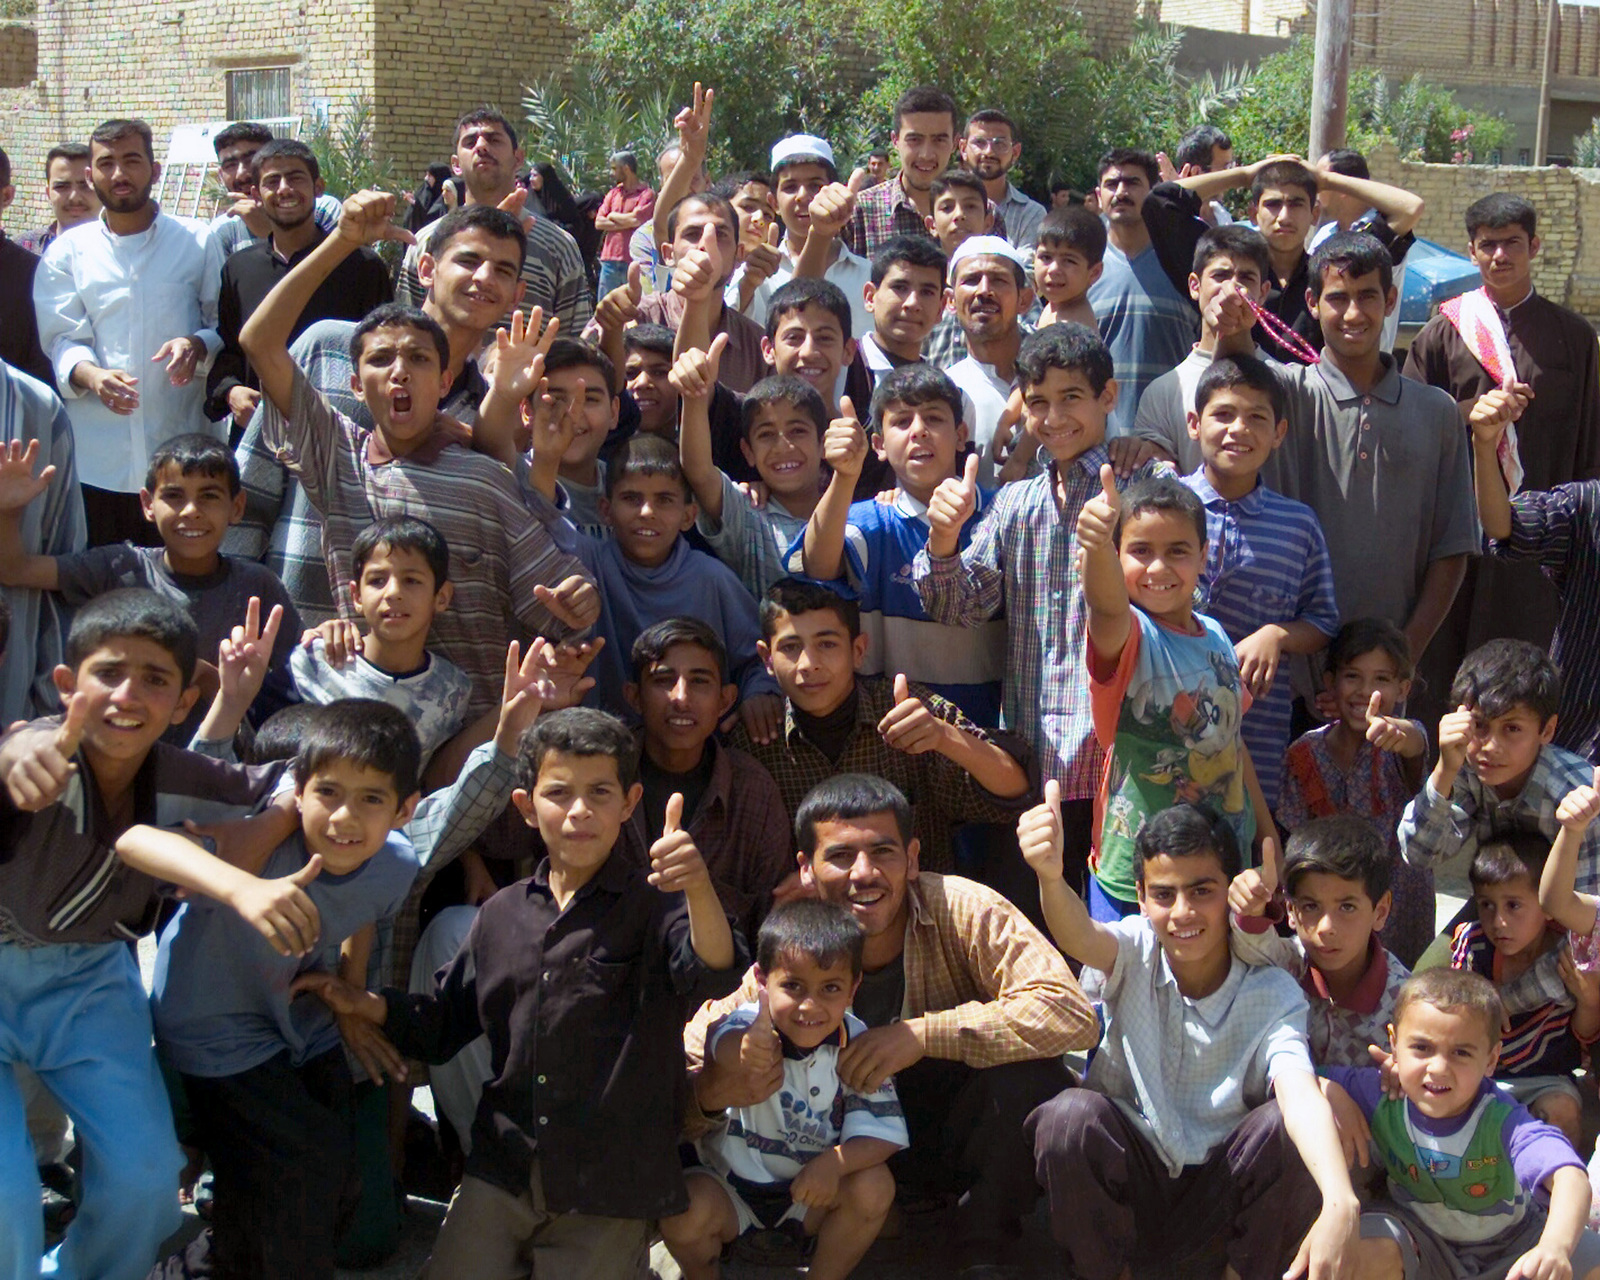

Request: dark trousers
left=182, top=1048, right=357, bottom=1280
left=82, top=485, right=158, bottom=549
left=1029, top=1089, right=1321, bottom=1280
left=892, top=1055, right=1074, bottom=1264
left=957, top=799, right=1097, bottom=939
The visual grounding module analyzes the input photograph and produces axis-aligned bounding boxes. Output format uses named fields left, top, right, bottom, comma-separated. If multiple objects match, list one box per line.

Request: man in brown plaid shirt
left=844, top=86, right=960, bottom=262
left=687, top=774, right=1094, bottom=1275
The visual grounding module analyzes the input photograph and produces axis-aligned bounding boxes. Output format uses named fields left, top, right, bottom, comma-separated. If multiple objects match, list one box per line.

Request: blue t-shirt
left=153, top=831, right=419, bottom=1077
left=1088, top=243, right=1198, bottom=438
left=788, top=487, right=1005, bottom=727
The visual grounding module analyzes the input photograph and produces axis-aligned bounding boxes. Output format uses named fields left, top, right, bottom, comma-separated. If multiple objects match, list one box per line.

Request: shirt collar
left=1301, top=935, right=1392, bottom=1014
left=1314, top=351, right=1403, bottom=405
left=1184, top=467, right=1264, bottom=514
left=1155, top=941, right=1247, bottom=1028
left=365, top=416, right=464, bottom=465
left=530, top=847, right=634, bottom=901
left=781, top=1019, right=848, bottom=1059
left=268, top=225, right=328, bottom=266
left=892, top=487, right=931, bottom=521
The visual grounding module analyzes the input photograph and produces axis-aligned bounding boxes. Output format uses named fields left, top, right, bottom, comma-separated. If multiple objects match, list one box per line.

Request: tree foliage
left=522, top=68, right=677, bottom=195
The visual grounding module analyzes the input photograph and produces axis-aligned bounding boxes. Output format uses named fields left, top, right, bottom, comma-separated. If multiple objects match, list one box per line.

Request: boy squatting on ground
left=1324, top=968, right=1600, bottom=1280
left=0, top=589, right=355, bottom=1280
left=294, top=707, right=745, bottom=1278
left=659, top=899, right=908, bottom=1280
left=146, top=637, right=547, bottom=1280
left=1020, top=795, right=1366, bottom=1280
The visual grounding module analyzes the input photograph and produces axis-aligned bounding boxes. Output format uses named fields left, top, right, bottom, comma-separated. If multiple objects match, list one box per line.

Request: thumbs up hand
left=648, top=793, right=712, bottom=894
left=667, top=332, right=728, bottom=404
left=877, top=674, right=949, bottom=756
left=1017, top=778, right=1067, bottom=881
left=1364, top=688, right=1413, bottom=755
left=739, top=987, right=784, bottom=1077
left=0, top=691, right=90, bottom=811
left=596, top=263, right=643, bottom=336
left=806, top=182, right=858, bottom=240
left=742, top=219, right=784, bottom=288
left=823, top=395, right=869, bottom=480
left=1076, top=463, right=1121, bottom=553
left=1557, top=769, right=1600, bottom=832
left=926, top=451, right=981, bottom=556
left=229, top=852, right=324, bottom=957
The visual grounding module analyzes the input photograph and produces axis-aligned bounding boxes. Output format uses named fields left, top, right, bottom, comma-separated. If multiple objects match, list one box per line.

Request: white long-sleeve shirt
left=32, top=209, right=224, bottom=492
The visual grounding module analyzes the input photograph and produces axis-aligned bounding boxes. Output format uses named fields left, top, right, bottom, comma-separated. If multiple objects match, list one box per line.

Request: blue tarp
left=1400, top=238, right=1483, bottom=323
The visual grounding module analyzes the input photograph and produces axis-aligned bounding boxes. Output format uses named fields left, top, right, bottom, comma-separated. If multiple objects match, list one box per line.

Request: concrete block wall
left=0, top=0, right=373, bottom=231
left=1366, top=141, right=1600, bottom=321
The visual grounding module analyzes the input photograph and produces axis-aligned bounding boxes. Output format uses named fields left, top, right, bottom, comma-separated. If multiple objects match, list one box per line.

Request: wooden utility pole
left=1309, top=0, right=1353, bottom=161
left=1535, top=0, right=1559, bottom=164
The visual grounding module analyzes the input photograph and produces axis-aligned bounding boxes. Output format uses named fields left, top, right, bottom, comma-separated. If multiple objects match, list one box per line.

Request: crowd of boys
left=3, top=75, right=1600, bottom=1280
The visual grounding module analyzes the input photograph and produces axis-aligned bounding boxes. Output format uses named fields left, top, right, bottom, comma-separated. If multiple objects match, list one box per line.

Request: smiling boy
left=1022, top=799, right=1364, bottom=1280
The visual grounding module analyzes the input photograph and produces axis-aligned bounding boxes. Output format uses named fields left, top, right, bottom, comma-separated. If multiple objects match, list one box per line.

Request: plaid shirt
left=914, top=446, right=1161, bottom=801
left=845, top=177, right=937, bottom=261
left=226, top=320, right=487, bottom=625
left=726, top=674, right=1034, bottom=874
left=1399, top=743, right=1600, bottom=896
left=685, top=871, right=1098, bottom=1086
left=259, top=365, right=590, bottom=716
left=398, top=212, right=593, bottom=335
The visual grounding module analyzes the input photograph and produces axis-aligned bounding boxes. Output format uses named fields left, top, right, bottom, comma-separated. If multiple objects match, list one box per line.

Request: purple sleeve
left=1503, top=1104, right=1586, bottom=1197
left=1322, top=1065, right=1384, bottom=1119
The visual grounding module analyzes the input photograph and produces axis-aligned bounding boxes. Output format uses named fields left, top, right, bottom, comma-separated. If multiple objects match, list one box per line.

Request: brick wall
left=1366, top=141, right=1600, bottom=321
left=0, top=0, right=374, bottom=231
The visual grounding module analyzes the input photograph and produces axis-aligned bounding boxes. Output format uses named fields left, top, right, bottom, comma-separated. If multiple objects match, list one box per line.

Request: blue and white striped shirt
left=1181, top=471, right=1340, bottom=808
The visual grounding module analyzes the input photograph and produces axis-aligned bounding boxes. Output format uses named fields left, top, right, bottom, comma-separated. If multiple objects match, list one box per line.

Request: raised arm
left=1077, top=463, right=1132, bottom=666
left=877, top=673, right=1028, bottom=798
left=473, top=307, right=558, bottom=473
left=671, top=333, right=731, bottom=523
left=651, top=84, right=714, bottom=257
left=0, top=439, right=63, bottom=591
left=1468, top=391, right=1529, bottom=542
left=793, top=183, right=856, bottom=280
left=1316, top=159, right=1425, bottom=238
left=1541, top=773, right=1600, bottom=936
left=1018, top=780, right=1122, bottom=970
left=240, top=190, right=415, bottom=416
left=801, top=396, right=867, bottom=580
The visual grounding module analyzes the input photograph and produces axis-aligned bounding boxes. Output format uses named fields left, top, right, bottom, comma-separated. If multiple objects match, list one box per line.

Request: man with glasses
left=958, top=108, right=1044, bottom=256
left=209, top=122, right=341, bottom=259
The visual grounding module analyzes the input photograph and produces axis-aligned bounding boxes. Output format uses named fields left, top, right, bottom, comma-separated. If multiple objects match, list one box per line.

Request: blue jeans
left=596, top=259, right=629, bottom=302
left=0, top=941, right=183, bottom=1280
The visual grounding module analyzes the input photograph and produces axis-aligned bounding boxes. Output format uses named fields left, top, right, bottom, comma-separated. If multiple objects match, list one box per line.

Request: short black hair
left=757, top=899, right=865, bottom=977
left=1035, top=206, right=1106, bottom=264
left=350, top=515, right=450, bottom=589
left=742, top=375, right=827, bottom=443
left=293, top=698, right=422, bottom=801
left=349, top=304, right=451, bottom=373
left=1450, top=638, right=1562, bottom=724
left=428, top=204, right=528, bottom=263
left=930, top=169, right=987, bottom=207
left=1192, top=223, right=1271, bottom=281
left=91, top=119, right=155, bottom=161
left=249, top=703, right=327, bottom=765
left=145, top=432, right=241, bottom=496
left=796, top=773, right=912, bottom=853
left=1097, top=148, right=1159, bottom=187
left=766, top=277, right=853, bottom=343
left=605, top=432, right=690, bottom=499
left=515, top=706, right=639, bottom=791
left=1193, top=353, right=1286, bottom=422
left=870, top=234, right=948, bottom=287
left=761, top=576, right=860, bottom=641
left=66, top=588, right=199, bottom=686
left=710, top=169, right=773, bottom=199
left=631, top=616, right=729, bottom=683
left=965, top=107, right=1018, bottom=137
left=544, top=337, right=617, bottom=399
left=1469, top=829, right=1551, bottom=891
left=45, top=142, right=90, bottom=173
left=1175, top=124, right=1232, bottom=171
left=868, top=149, right=891, bottom=162
left=665, top=192, right=738, bottom=244
left=1327, top=618, right=1414, bottom=682
left=454, top=106, right=519, bottom=152
left=868, top=363, right=962, bottom=431
left=1394, top=968, right=1504, bottom=1046
left=623, top=323, right=675, bottom=359
left=1308, top=231, right=1394, bottom=300
left=1016, top=322, right=1113, bottom=397
left=1321, top=147, right=1369, bottom=180
left=250, top=138, right=319, bottom=186
left=1133, top=803, right=1242, bottom=884
left=1115, top=473, right=1207, bottom=548
left=894, top=86, right=958, bottom=133
left=1284, top=815, right=1391, bottom=903
left=213, top=122, right=273, bottom=154
left=609, top=149, right=639, bottom=175
left=1466, top=192, right=1537, bottom=241
left=1250, top=159, right=1318, bottom=207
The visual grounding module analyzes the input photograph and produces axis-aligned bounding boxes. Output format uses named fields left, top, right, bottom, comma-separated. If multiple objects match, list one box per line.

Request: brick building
left=0, top=0, right=578, bottom=229
left=1157, top=0, right=1600, bottom=160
